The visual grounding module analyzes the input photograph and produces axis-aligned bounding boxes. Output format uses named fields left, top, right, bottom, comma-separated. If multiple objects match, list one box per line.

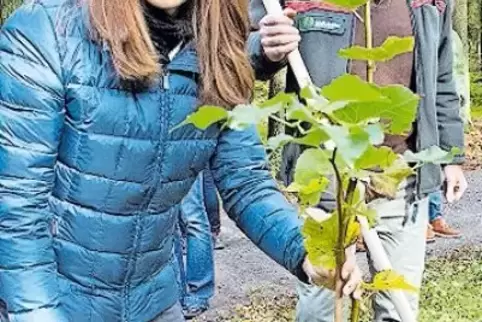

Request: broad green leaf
left=321, top=124, right=371, bottom=166
left=267, top=134, right=294, bottom=150
left=324, top=0, right=369, bottom=10
left=294, top=128, right=329, bottom=147
left=363, top=270, right=418, bottom=292
left=227, top=104, right=280, bottom=130
left=333, top=85, right=419, bottom=134
left=287, top=177, right=330, bottom=206
left=346, top=182, right=378, bottom=227
left=355, top=146, right=398, bottom=170
left=369, top=159, right=415, bottom=198
left=259, top=92, right=297, bottom=109
left=321, top=74, right=388, bottom=102
left=286, top=101, right=318, bottom=123
left=175, top=105, right=228, bottom=130
left=403, top=146, right=460, bottom=165
left=339, top=36, right=415, bottom=62
left=311, top=101, right=350, bottom=114
left=294, top=149, right=333, bottom=185
left=302, top=213, right=339, bottom=270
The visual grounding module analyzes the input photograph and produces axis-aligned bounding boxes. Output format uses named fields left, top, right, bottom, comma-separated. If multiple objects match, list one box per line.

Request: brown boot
left=431, top=218, right=462, bottom=238
left=426, top=225, right=436, bottom=244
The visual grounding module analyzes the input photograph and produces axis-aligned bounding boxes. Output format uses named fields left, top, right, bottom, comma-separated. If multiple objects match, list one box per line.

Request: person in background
left=426, top=27, right=469, bottom=243
left=176, top=171, right=218, bottom=319
left=249, top=0, right=467, bottom=321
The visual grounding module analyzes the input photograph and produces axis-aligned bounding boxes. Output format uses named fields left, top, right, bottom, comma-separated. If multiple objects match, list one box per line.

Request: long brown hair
left=88, top=0, right=254, bottom=107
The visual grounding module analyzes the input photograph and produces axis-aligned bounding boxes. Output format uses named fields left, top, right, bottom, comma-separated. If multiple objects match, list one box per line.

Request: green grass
left=418, top=250, right=482, bottom=322
left=472, top=106, right=482, bottom=120
left=222, top=248, right=482, bottom=322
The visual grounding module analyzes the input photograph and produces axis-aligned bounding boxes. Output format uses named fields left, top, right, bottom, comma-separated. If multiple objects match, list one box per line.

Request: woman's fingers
left=342, top=245, right=357, bottom=280
left=342, top=266, right=362, bottom=297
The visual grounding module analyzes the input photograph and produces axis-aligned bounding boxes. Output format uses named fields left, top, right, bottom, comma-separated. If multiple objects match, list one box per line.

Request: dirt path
left=197, top=170, right=482, bottom=321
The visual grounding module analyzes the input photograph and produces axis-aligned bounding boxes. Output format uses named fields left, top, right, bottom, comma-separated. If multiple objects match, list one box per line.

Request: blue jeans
left=428, top=191, right=443, bottom=222
left=203, top=170, right=220, bottom=235
left=175, top=171, right=217, bottom=309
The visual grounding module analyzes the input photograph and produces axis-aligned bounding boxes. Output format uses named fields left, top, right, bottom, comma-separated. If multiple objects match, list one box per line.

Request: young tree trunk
left=467, top=0, right=481, bottom=69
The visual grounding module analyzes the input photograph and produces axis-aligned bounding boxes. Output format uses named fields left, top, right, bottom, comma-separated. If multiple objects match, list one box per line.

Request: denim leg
left=428, top=191, right=443, bottom=223
left=203, top=170, right=221, bottom=235
left=180, top=172, right=215, bottom=308
left=174, top=221, right=187, bottom=304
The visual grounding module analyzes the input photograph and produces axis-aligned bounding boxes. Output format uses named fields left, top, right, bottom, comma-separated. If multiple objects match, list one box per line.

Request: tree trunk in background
left=468, top=0, right=482, bottom=70
left=267, top=68, right=287, bottom=177
left=453, top=0, right=469, bottom=51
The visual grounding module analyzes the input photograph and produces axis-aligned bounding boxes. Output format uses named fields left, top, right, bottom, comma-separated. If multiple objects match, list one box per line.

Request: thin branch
left=269, top=114, right=297, bottom=128
left=330, top=148, right=346, bottom=322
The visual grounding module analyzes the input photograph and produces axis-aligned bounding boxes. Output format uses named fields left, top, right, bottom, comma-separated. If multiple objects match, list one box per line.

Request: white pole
left=261, top=0, right=312, bottom=89
left=358, top=216, right=417, bottom=322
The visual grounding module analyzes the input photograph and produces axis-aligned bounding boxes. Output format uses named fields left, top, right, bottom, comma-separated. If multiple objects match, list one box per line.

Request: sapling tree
left=177, top=1, right=459, bottom=321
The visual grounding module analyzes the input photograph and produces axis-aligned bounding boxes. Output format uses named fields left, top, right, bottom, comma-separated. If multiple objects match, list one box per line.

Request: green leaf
left=259, top=92, right=297, bottom=109
left=227, top=104, right=280, bottom=130
left=175, top=105, right=228, bottom=130
left=266, top=134, right=294, bottom=150
left=333, top=85, right=419, bottom=134
left=339, top=36, right=415, bottom=62
left=344, top=213, right=361, bottom=247
left=324, top=0, right=369, bottom=10
left=286, top=101, right=318, bottom=123
left=403, top=146, right=460, bottom=165
left=345, top=182, right=378, bottom=227
left=294, top=149, right=333, bottom=185
left=355, top=146, right=398, bottom=170
left=287, top=177, right=330, bottom=206
left=302, top=213, right=339, bottom=270
left=369, top=159, right=415, bottom=198
left=321, top=124, right=371, bottom=166
left=294, top=128, right=329, bottom=148
left=363, top=270, right=418, bottom=292
left=321, top=74, right=388, bottom=102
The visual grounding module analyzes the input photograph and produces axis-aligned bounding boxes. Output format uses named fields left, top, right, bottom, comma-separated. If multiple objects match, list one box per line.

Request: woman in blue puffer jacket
left=0, top=0, right=360, bottom=321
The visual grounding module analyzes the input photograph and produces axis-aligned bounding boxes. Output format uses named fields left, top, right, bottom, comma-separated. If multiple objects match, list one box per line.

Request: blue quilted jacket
left=0, top=1, right=306, bottom=321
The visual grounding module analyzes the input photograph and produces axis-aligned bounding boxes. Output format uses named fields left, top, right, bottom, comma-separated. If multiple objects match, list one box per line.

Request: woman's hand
left=259, top=8, right=301, bottom=62
left=302, top=245, right=363, bottom=299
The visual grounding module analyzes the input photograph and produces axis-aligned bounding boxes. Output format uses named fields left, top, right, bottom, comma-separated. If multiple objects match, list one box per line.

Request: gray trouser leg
left=368, top=191, right=429, bottom=321
left=296, top=179, right=428, bottom=322
left=295, top=282, right=335, bottom=322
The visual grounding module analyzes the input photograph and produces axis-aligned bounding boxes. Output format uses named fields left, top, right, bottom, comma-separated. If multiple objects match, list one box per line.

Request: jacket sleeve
left=210, top=126, right=307, bottom=281
left=435, top=1, right=465, bottom=164
left=248, top=0, right=288, bottom=80
left=0, top=3, right=67, bottom=321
